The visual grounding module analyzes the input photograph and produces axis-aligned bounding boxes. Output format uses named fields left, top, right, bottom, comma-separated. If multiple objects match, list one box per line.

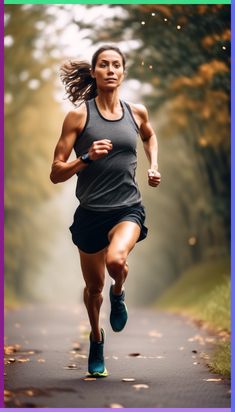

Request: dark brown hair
left=60, top=45, right=126, bottom=106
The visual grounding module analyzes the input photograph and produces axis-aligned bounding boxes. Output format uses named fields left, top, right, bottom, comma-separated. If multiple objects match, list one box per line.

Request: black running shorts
left=69, top=203, right=148, bottom=254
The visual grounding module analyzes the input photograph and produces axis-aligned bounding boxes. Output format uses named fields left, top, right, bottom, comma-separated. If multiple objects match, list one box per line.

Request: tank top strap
left=121, top=100, right=140, bottom=133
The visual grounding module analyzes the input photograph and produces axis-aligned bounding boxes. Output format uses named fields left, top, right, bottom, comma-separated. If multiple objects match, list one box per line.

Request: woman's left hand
left=148, top=169, right=161, bottom=187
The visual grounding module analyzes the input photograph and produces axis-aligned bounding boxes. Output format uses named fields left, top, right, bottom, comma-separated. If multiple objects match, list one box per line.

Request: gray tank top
left=74, top=98, right=142, bottom=211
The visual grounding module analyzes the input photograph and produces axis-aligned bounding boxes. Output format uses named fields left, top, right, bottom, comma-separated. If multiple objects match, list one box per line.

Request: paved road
left=4, top=303, right=230, bottom=408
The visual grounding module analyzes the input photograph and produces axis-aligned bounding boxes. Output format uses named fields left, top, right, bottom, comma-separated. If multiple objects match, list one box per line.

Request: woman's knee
left=86, top=282, right=104, bottom=297
left=106, top=250, right=127, bottom=275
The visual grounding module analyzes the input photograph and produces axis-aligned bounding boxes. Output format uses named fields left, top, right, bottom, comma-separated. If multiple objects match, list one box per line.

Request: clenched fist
left=88, top=139, right=113, bottom=161
left=148, top=169, right=161, bottom=187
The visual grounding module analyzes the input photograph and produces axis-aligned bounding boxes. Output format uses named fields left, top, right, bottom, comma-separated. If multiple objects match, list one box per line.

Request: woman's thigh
left=79, top=248, right=106, bottom=289
left=107, top=221, right=141, bottom=257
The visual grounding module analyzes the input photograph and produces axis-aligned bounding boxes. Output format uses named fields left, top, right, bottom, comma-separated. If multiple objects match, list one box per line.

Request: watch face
left=81, top=153, right=91, bottom=163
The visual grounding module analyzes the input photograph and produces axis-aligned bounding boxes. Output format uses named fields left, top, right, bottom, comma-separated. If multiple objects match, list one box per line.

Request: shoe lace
left=112, top=296, right=125, bottom=313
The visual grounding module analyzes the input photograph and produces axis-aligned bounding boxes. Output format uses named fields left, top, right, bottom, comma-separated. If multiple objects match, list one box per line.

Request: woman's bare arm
left=50, top=107, right=113, bottom=184
left=131, top=103, right=161, bottom=188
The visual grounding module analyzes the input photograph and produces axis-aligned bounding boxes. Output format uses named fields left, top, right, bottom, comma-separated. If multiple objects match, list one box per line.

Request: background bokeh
left=4, top=4, right=230, bottom=306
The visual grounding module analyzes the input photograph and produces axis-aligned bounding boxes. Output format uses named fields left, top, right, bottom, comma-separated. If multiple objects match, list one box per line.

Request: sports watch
left=80, top=153, right=93, bottom=164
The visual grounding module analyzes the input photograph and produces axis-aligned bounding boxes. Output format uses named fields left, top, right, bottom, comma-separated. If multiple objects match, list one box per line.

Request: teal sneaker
left=88, top=328, right=108, bottom=377
left=109, top=285, right=128, bottom=332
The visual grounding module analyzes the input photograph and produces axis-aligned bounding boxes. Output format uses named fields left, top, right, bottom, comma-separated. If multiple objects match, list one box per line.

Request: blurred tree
left=4, top=5, right=63, bottom=301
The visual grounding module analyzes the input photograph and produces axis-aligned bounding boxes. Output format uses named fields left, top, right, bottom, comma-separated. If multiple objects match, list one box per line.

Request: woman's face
left=92, top=50, right=125, bottom=90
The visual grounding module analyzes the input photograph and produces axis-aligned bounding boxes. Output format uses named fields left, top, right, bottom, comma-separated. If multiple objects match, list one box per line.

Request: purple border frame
left=0, top=1, right=233, bottom=411
left=1, top=0, right=4, bottom=409
left=231, top=0, right=234, bottom=411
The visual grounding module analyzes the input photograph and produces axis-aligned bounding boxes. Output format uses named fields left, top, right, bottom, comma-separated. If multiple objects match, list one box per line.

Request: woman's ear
left=90, top=69, right=95, bottom=79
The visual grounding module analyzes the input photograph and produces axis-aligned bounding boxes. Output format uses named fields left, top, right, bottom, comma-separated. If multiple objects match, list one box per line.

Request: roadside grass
left=155, top=257, right=230, bottom=378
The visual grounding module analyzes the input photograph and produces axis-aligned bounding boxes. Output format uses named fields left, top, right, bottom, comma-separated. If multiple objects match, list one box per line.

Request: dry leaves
left=64, top=364, right=78, bottom=370
left=122, top=378, right=136, bottom=382
left=109, top=403, right=124, bottom=408
left=72, top=342, right=81, bottom=351
left=203, top=378, right=222, bottom=382
left=4, top=344, right=21, bottom=355
left=128, top=352, right=141, bottom=357
left=132, top=384, right=149, bottom=390
left=82, top=377, right=97, bottom=381
left=73, top=353, right=87, bottom=359
left=17, top=358, right=30, bottom=363
left=37, top=358, right=46, bottom=363
left=188, top=334, right=205, bottom=345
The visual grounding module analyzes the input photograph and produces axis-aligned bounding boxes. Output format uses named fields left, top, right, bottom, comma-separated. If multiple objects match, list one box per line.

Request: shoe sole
left=87, top=367, right=108, bottom=378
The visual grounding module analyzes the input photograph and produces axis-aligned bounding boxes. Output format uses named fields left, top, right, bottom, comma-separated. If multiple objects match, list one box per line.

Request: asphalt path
left=4, top=303, right=230, bottom=408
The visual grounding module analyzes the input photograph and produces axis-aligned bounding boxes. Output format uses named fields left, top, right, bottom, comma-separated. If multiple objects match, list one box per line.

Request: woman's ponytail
left=60, top=60, right=97, bottom=106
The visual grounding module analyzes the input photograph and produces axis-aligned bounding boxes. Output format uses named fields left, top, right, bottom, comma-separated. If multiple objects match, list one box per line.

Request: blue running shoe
left=109, top=285, right=128, bottom=332
left=88, top=328, right=108, bottom=377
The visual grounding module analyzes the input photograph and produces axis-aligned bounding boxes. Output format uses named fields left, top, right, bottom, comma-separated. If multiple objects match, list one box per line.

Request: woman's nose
left=107, top=66, right=114, bottom=73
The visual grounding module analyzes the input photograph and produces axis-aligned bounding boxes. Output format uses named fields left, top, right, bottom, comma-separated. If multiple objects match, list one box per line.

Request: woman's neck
left=96, top=90, right=121, bottom=113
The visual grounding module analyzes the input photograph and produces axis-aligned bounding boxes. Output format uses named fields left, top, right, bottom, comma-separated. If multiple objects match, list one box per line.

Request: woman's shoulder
left=62, top=102, right=88, bottom=133
left=125, top=101, right=148, bottom=121
left=64, top=102, right=87, bottom=123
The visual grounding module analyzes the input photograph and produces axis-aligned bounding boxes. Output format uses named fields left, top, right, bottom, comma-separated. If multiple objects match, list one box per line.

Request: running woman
left=50, top=45, right=161, bottom=377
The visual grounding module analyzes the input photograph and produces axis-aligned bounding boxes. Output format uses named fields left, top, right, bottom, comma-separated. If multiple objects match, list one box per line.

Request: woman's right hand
left=88, top=139, right=113, bottom=161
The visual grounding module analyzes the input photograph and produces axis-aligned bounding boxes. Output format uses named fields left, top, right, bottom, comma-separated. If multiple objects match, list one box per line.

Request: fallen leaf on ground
left=192, top=350, right=198, bottom=353
left=4, top=389, right=13, bottom=397
left=74, top=353, right=87, bottom=359
left=203, top=378, right=222, bottom=382
left=4, top=344, right=21, bottom=355
left=25, top=390, right=35, bottom=397
left=188, top=335, right=205, bottom=345
left=128, top=353, right=141, bottom=357
left=193, top=362, right=199, bottom=365
left=205, top=337, right=215, bottom=343
left=122, top=378, right=136, bottom=382
left=72, top=342, right=81, bottom=351
left=17, top=358, right=30, bottom=363
left=82, top=377, right=97, bottom=381
left=37, top=358, right=46, bottom=363
left=179, top=346, right=184, bottom=351
left=200, top=352, right=210, bottom=359
left=64, top=364, right=78, bottom=369
left=109, top=403, right=124, bottom=408
left=112, top=356, right=119, bottom=360
left=8, top=358, right=16, bottom=363
left=132, top=384, right=149, bottom=390
left=148, top=330, right=162, bottom=338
